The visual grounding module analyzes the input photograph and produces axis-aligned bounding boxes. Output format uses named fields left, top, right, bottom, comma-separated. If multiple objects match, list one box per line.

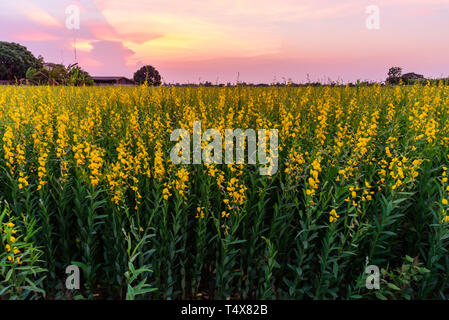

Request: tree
left=23, top=63, right=93, bottom=86
left=67, top=63, right=94, bottom=86
left=133, top=65, right=161, bottom=85
left=386, top=67, right=402, bottom=84
left=0, top=42, right=42, bottom=80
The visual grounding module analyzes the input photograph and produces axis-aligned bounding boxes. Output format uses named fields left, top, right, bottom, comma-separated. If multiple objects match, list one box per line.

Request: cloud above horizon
left=0, top=0, right=448, bottom=82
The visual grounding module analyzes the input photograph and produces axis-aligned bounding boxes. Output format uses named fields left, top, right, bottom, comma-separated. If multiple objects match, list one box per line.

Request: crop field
left=0, top=83, right=449, bottom=299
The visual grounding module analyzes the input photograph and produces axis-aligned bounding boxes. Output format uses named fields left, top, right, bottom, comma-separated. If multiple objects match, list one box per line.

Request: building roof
left=401, top=72, right=424, bottom=79
left=91, top=76, right=135, bottom=85
left=92, top=76, right=133, bottom=81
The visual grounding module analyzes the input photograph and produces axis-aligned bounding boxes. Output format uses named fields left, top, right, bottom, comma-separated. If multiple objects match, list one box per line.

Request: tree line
left=1, top=41, right=447, bottom=87
left=0, top=41, right=161, bottom=86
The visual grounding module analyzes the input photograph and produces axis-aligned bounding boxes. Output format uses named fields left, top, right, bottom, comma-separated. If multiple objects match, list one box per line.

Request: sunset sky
left=1, top=0, right=448, bottom=83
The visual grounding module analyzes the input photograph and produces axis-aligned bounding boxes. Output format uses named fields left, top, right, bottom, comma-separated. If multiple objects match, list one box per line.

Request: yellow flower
left=443, top=199, right=449, bottom=205
left=306, top=189, right=314, bottom=196
left=329, top=209, right=340, bottom=223
left=162, top=187, right=172, bottom=200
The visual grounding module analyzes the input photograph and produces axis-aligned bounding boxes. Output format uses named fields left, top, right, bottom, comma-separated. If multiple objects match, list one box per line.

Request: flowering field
left=1, top=83, right=449, bottom=299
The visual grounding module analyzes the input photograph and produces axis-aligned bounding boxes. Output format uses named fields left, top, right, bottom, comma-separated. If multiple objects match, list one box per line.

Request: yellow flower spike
left=329, top=209, right=340, bottom=223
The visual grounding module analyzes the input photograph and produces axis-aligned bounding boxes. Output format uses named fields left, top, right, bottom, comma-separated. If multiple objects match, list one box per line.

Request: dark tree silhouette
left=386, top=67, right=402, bottom=84
left=0, top=41, right=42, bottom=80
left=133, top=65, right=162, bottom=85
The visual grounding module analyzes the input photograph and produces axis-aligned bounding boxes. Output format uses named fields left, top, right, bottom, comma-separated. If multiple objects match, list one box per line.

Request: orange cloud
left=117, top=32, right=162, bottom=45
left=15, top=0, right=62, bottom=27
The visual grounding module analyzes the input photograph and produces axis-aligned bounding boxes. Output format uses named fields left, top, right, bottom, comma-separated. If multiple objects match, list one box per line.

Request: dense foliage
left=0, top=42, right=42, bottom=81
left=0, top=83, right=449, bottom=300
left=24, top=63, right=94, bottom=86
left=133, top=65, right=161, bottom=86
left=387, top=67, right=402, bottom=85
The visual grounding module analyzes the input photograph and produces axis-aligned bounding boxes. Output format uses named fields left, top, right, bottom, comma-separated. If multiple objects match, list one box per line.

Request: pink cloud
left=78, top=56, right=102, bottom=68
left=78, top=41, right=136, bottom=76
left=12, top=31, right=59, bottom=42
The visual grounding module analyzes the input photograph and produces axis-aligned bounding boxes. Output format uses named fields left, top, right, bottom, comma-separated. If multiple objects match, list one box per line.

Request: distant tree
left=133, top=65, right=161, bottom=85
left=0, top=41, right=42, bottom=80
left=386, top=67, right=402, bottom=84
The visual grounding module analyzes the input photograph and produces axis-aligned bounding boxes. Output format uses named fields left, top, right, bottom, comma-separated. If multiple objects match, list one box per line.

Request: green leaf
left=387, top=283, right=401, bottom=291
left=5, top=268, right=13, bottom=282
left=375, top=292, right=388, bottom=300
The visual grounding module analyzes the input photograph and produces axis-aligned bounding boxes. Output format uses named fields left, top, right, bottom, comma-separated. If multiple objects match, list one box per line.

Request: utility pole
left=73, top=37, right=77, bottom=63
